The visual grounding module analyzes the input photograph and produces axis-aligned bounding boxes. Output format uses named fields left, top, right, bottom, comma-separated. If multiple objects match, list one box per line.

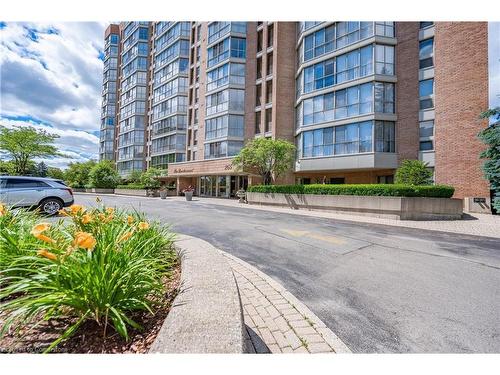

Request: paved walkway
left=159, top=196, right=500, bottom=239
left=221, top=252, right=351, bottom=354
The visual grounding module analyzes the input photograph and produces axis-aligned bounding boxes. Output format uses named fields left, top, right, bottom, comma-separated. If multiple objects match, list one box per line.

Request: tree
left=64, top=160, right=96, bottom=187
left=0, top=126, right=62, bottom=175
left=395, top=159, right=433, bottom=185
left=47, top=167, right=65, bottom=180
left=35, top=161, right=49, bottom=177
left=232, top=138, right=295, bottom=185
left=140, top=168, right=165, bottom=189
left=478, top=107, right=500, bottom=211
left=88, top=160, right=120, bottom=189
left=0, top=159, right=16, bottom=175
left=128, top=169, right=143, bottom=184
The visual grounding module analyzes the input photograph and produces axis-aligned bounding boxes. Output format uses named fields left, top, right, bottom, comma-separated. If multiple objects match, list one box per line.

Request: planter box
left=72, top=188, right=86, bottom=192
left=114, top=188, right=160, bottom=197
left=92, top=188, right=115, bottom=194
left=85, top=188, right=93, bottom=193
left=246, top=192, right=463, bottom=220
left=114, top=188, right=148, bottom=197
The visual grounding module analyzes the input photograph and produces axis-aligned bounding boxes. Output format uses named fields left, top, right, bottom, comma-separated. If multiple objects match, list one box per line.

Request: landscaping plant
left=88, top=160, right=121, bottom=189
left=394, top=159, right=433, bottom=185
left=232, top=138, right=296, bottom=185
left=247, top=184, right=455, bottom=198
left=478, top=107, right=500, bottom=211
left=0, top=202, right=177, bottom=353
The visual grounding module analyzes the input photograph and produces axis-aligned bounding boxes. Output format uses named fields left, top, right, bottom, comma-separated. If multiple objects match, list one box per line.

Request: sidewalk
left=164, top=196, right=500, bottom=239
left=221, top=252, right=351, bottom=354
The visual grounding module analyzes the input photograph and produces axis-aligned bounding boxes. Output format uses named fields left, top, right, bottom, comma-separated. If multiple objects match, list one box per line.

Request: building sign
left=173, top=168, right=194, bottom=174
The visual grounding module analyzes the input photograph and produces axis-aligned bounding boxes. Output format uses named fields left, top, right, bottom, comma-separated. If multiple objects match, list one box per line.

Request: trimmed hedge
left=246, top=184, right=455, bottom=198
left=116, top=184, right=146, bottom=190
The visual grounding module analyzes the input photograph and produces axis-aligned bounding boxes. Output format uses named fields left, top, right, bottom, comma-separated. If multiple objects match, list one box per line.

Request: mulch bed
left=0, top=263, right=181, bottom=354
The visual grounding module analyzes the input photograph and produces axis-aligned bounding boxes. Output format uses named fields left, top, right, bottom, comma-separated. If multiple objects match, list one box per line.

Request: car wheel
left=40, top=198, right=63, bottom=216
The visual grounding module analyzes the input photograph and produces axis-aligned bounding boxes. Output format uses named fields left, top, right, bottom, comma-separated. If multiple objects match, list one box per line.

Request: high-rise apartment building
left=100, top=22, right=496, bottom=202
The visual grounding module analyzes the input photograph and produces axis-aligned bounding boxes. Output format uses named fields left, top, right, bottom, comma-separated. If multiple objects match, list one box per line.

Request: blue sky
left=0, top=22, right=107, bottom=168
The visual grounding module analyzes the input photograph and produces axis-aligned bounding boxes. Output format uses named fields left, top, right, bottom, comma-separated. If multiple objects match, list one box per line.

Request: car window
left=53, top=180, right=68, bottom=187
left=5, top=179, right=50, bottom=188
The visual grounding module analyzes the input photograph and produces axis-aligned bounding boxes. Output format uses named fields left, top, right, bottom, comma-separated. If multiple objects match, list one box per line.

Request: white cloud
left=0, top=117, right=100, bottom=169
left=0, top=22, right=107, bottom=167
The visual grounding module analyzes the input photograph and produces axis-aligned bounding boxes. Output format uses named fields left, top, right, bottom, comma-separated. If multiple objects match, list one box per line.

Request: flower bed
left=0, top=201, right=179, bottom=353
left=247, top=183, right=455, bottom=198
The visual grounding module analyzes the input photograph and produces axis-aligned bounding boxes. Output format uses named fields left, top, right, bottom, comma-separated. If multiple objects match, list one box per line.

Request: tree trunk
left=263, top=171, right=272, bottom=185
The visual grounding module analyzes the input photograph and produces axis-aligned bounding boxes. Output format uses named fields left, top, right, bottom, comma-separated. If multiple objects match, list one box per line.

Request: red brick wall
left=395, top=22, right=420, bottom=163
left=434, top=22, right=490, bottom=199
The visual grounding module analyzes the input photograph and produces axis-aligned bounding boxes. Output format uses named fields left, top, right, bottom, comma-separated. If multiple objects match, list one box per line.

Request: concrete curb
left=221, top=252, right=352, bottom=353
left=149, top=234, right=245, bottom=353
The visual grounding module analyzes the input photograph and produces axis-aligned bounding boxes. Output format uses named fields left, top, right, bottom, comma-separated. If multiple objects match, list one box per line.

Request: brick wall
left=434, top=22, right=490, bottom=199
left=395, top=22, right=420, bottom=163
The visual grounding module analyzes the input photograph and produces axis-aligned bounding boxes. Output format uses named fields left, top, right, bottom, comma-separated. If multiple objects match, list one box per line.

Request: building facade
left=100, top=21, right=495, bottom=201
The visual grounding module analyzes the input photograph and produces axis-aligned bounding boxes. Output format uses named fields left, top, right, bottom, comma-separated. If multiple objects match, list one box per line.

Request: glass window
left=266, top=81, right=273, bottom=103
left=303, top=24, right=335, bottom=61
left=155, top=40, right=190, bottom=69
left=6, top=179, right=49, bottom=188
left=231, top=37, right=246, bottom=58
left=420, top=140, right=433, bottom=151
left=375, top=45, right=395, bottom=75
left=207, top=38, right=230, bottom=67
left=266, top=52, right=273, bottom=74
left=374, top=82, right=395, bottom=113
left=359, top=121, right=373, bottom=152
left=265, top=108, right=272, bottom=132
left=420, top=22, right=434, bottom=29
left=419, top=120, right=434, bottom=138
left=206, top=89, right=229, bottom=116
left=208, top=22, right=230, bottom=44
left=206, top=63, right=229, bottom=91
left=419, top=79, right=434, bottom=109
left=375, top=121, right=395, bottom=152
left=419, top=79, right=434, bottom=97
left=267, top=24, right=274, bottom=47
left=375, top=22, right=394, bottom=37
left=255, top=111, right=261, bottom=134
left=419, top=38, right=434, bottom=69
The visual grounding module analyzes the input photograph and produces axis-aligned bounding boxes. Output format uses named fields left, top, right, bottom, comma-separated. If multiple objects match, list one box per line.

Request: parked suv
left=0, top=176, right=74, bottom=215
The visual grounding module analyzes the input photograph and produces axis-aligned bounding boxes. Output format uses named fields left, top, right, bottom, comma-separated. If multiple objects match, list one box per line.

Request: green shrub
left=0, top=203, right=177, bottom=352
left=0, top=205, right=41, bottom=277
left=395, top=160, right=433, bottom=185
left=88, top=160, right=120, bottom=189
left=140, top=168, right=165, bottom=189
left=116, top=183, right=146, bottom=190
left=247, top=184, right=455, bottom=198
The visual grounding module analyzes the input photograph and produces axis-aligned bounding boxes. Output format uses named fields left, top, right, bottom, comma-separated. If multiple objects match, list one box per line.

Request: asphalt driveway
left=74, top=193, right=500, bottom=353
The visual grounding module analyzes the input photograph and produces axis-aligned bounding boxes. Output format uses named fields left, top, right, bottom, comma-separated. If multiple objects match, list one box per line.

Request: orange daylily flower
left=0, top=203, right=6, bottom=217
left=97, top=213, right=106, bottom=221
left=73, top=231, right=97, bottom=250
left=82, top=214, right=93, bottom=224
left=137, top=222, right=150, bottom=230
left=58, top=209, right=69, bottom=216
left=127, top=215, right=134, bottom=225
left=31, top=223, right=55, bottom=243
left=105, top=207, right=115, bottom=214
left=37, top=249, right=58, bottom=261
left=118, top=230, right=134, bottom=242
left=69, top=204, right=85, bottom=215
left=31, top=223, right=50, bottom=235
